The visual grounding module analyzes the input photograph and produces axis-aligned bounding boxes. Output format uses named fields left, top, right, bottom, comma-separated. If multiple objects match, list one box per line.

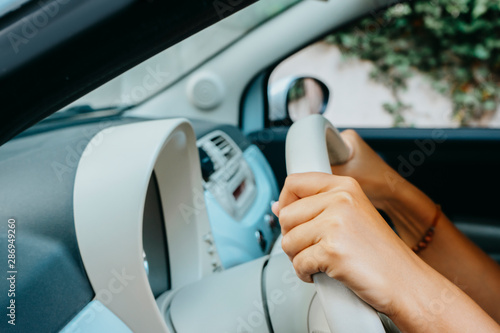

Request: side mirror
left=268, top=76, right=330, bottom=124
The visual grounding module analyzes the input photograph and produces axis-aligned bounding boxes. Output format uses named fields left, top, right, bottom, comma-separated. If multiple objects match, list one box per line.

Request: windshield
left=64, top=0, right=300, bottom=112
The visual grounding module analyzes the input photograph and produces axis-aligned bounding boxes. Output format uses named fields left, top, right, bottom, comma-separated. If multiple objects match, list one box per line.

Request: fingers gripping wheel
left=285, top=115, right=385, bottom=333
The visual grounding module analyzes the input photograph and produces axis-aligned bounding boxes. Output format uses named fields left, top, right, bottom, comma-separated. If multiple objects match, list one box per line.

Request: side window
left=268, top=1, right=500, bottom=128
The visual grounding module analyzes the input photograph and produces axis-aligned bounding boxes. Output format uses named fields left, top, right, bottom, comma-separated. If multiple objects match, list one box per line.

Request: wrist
left=372, top=169, right=410, bottom=209
left=381, top=180, right=438, bottom=246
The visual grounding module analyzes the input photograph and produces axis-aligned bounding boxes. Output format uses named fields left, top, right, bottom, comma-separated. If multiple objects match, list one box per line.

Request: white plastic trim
left=264, top=252, right=317, bottom=333
left=169, top=257, right=270, bottom=333
left=285, top=115, right=385, bottom=332
left=74, top=119, right=220, bottom=333
left=268, top=76, right=298, bottom=121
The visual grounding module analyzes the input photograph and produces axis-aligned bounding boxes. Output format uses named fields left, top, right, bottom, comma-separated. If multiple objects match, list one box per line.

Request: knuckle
left=278, top=210, right=292, bottom=234
left=291, top=255, right=303, bottom=275
left=343, top=129, right=361, bottom=141
left=335, top=190, right=356, bottom=206
left=342, top=176, right=360, bottom=191
left=324, top=218, right=341, bottom=234
left=292, top=254, right=313, bottom=275
left=284, top=173, right=300, bottom=187
left=278, top=206, right=289, bottom=222
left=320, top=236, right=343, bottom=261
left=281, top=234, right=293, bottom=254
left=318, top=241, right=344, bottom=279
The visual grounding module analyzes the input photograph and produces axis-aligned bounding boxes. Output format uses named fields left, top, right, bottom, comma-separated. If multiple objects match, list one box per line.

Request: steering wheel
left=285, top=114, right=386, bottom=333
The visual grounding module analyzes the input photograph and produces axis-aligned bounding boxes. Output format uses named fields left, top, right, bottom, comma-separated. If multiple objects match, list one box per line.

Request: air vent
left=197, top=131, right=242, bottom=181
left=211, top=135, right=236, bottom=160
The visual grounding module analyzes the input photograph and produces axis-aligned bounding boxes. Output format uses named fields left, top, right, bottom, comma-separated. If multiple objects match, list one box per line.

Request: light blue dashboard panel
left=241, top=72, right=266, bottom=135
left=60, top=300, right=132, bottom=333
left=206, top=144, right=280, bottom=268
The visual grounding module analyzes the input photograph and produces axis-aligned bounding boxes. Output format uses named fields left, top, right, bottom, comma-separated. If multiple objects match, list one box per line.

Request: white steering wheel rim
left=285, top=114, right=386, bottom=333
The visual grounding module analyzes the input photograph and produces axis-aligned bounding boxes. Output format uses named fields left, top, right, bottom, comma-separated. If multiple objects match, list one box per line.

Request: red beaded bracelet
left=412, top=205, right=441, bottom=254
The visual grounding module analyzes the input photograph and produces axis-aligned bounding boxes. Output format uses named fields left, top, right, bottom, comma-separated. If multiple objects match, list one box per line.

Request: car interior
left=1, top=0, right=499, bottom=332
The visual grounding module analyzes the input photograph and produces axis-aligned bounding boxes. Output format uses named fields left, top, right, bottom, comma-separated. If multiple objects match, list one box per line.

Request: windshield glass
left=65, top=0, right=300, bottom=111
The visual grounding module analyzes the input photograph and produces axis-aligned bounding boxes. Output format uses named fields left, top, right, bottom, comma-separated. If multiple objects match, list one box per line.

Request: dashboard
left=141, top=123, right=280, bottom=298
left=197, top=130, right=279, bottom=268
left=0, top=116, right=280, bottom=332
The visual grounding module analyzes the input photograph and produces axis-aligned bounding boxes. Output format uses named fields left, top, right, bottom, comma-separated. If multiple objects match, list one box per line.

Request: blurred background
left=270, top=0, right=500, bottom=128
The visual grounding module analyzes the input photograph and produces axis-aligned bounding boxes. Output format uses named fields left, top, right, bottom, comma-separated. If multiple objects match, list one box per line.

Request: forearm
left=391, top=260, right=500, bottom=333
left=382, top=180, right=500, bottom=322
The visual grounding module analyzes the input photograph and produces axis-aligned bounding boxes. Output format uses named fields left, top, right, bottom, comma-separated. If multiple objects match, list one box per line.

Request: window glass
left=66, top=0, right=300, bottom=111
left=269, top=0, right=500, bottom=128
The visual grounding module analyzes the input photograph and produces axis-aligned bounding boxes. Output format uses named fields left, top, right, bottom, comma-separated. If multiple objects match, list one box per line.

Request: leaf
left=474, top=44, right=491, bottom=59
left=484, top=100, right=497, bottom=111
left=323, top=0, right=500, bottom=126
left=473, top=0, right=489, bottom=18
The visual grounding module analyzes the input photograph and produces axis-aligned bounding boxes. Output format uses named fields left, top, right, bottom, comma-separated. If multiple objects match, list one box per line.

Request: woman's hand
left=272, top=172, right=424, bottom=315
left=330, top=129, right=436, bottom=247
left=272, top=172, right=500, bottom=332
left=330, top=130, right=406, bottom=210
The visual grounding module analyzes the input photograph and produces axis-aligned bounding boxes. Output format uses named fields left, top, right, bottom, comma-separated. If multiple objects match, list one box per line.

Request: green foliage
left=325, top=0, right=500, bottom=127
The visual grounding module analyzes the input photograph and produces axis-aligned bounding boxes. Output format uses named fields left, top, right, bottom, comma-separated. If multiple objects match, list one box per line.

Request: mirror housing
left=268, top=76, right=329, bottom=125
